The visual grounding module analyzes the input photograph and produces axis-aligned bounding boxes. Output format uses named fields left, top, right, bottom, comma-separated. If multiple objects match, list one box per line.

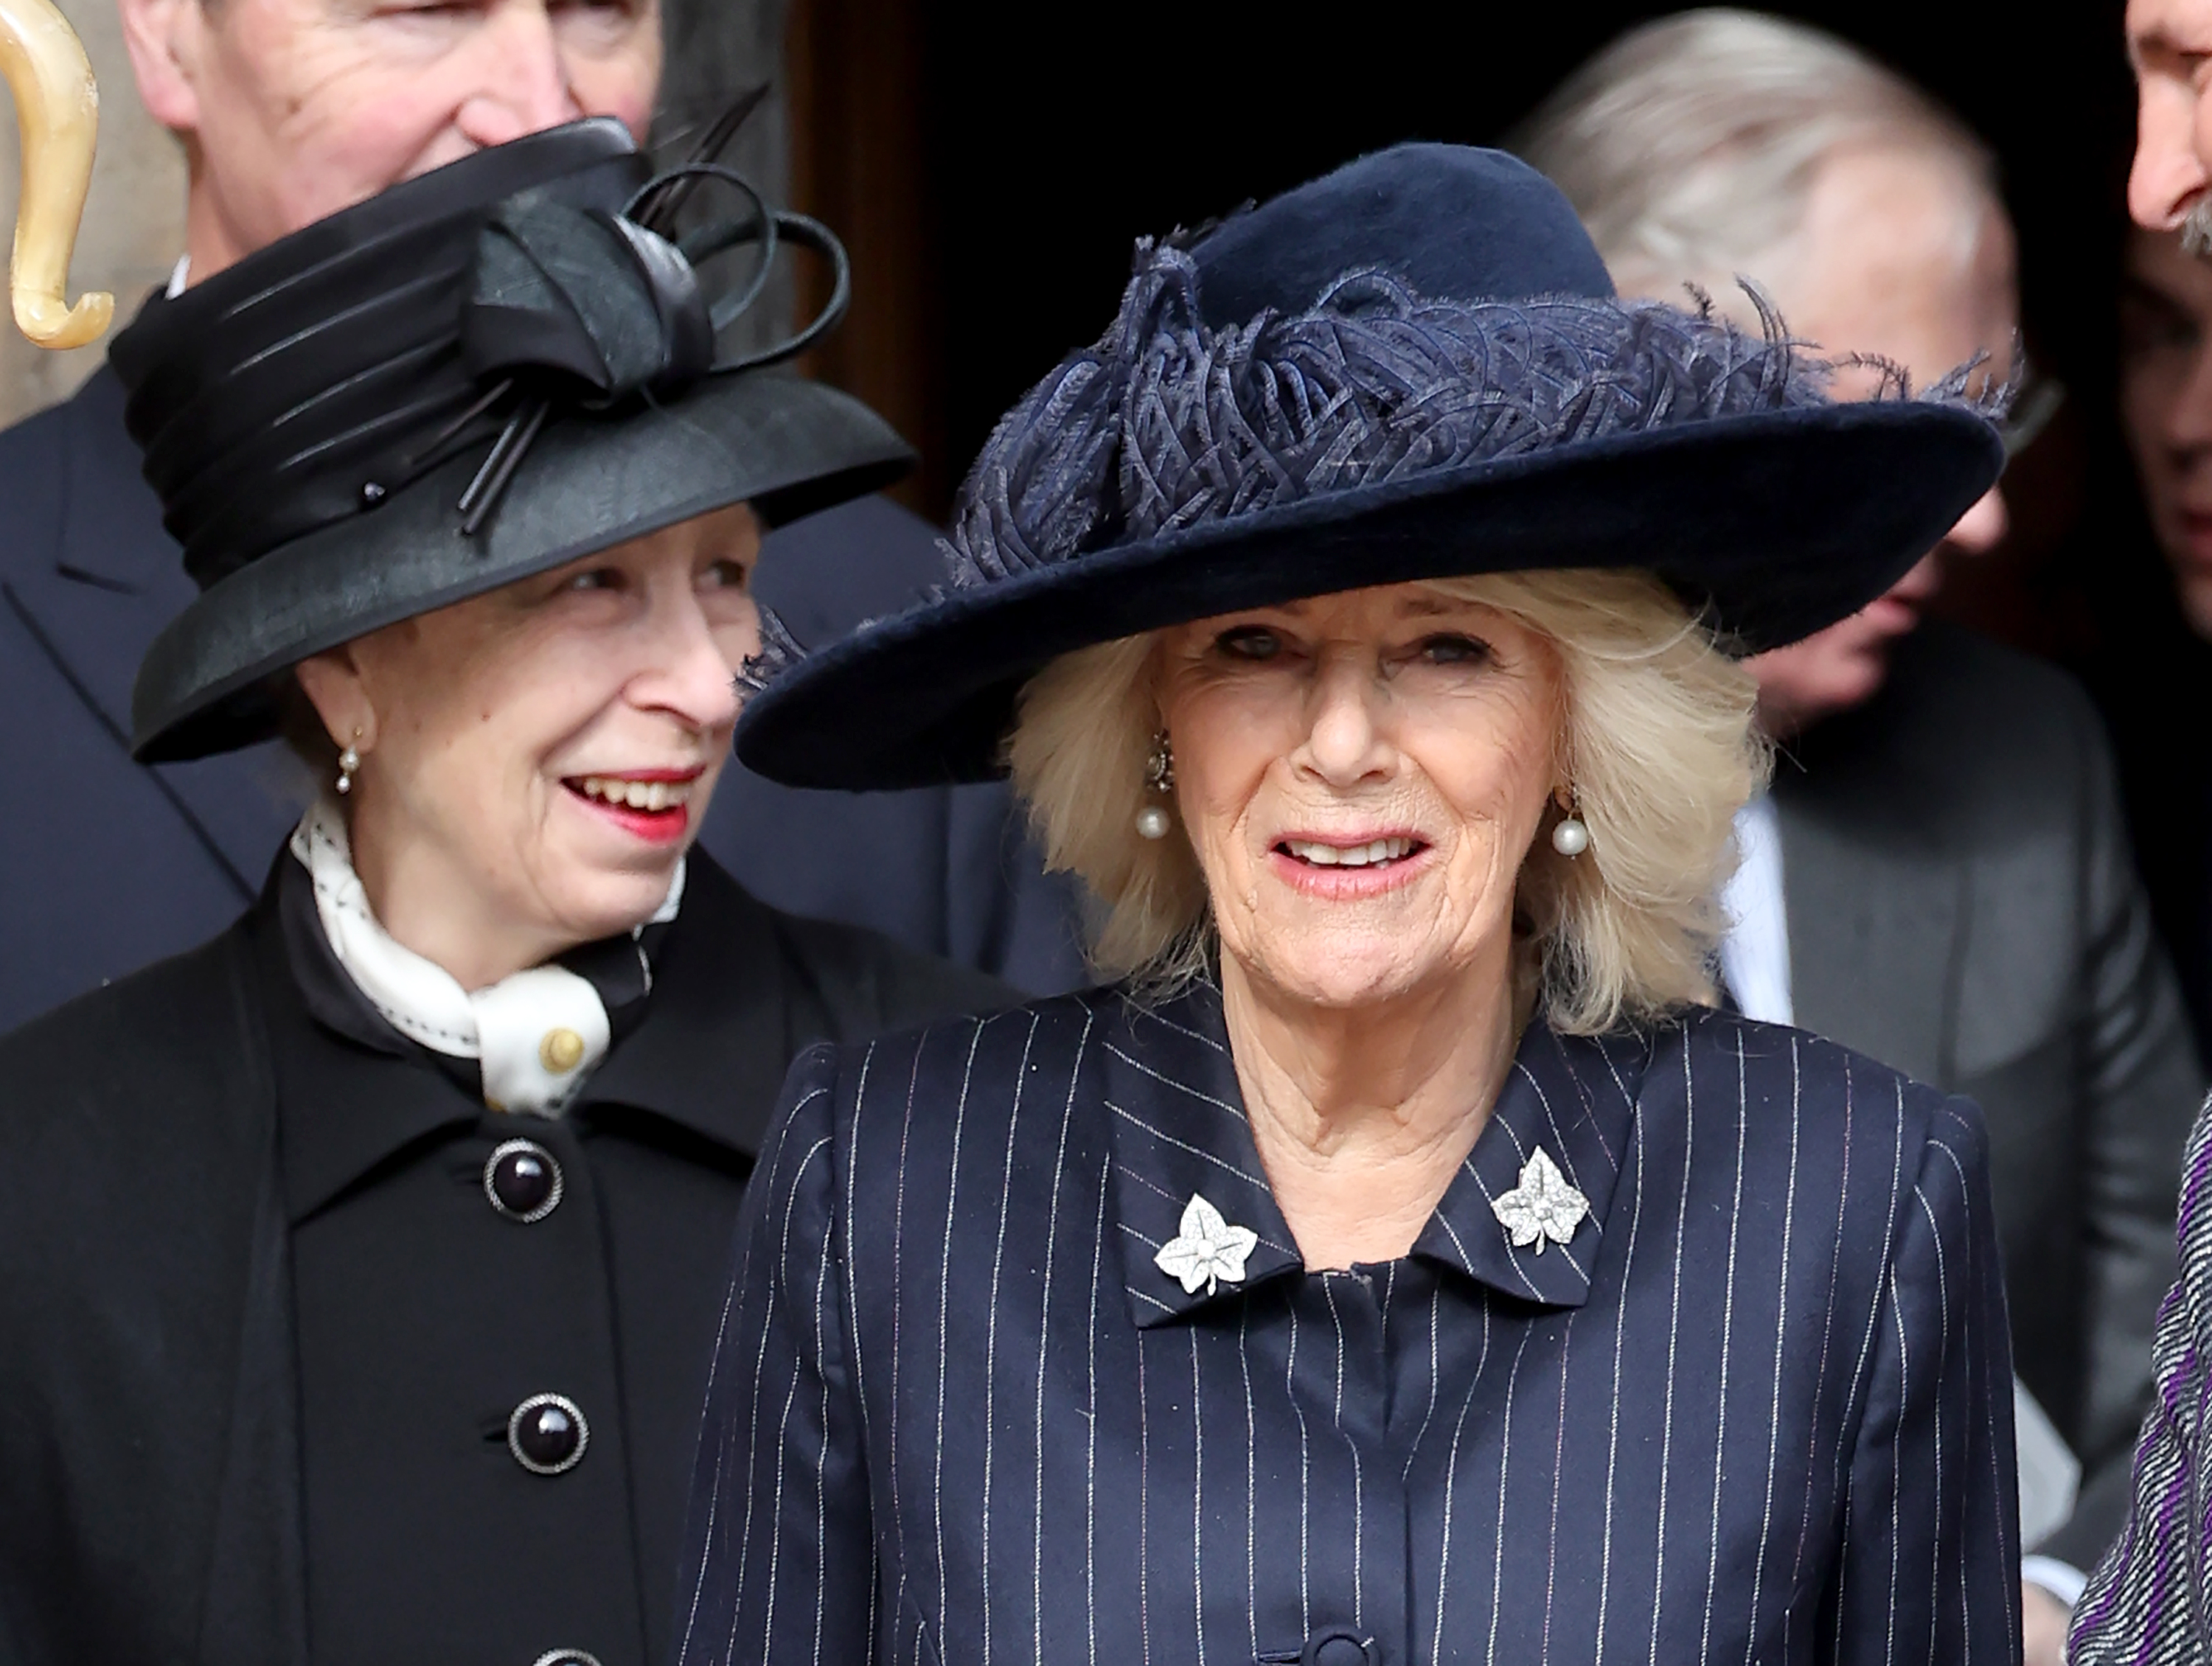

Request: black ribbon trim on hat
left=437, top=159, right=852, bottom=536
left=113, top=111, right=855, bottom=590
left=465, top=200, right=714, bottom=402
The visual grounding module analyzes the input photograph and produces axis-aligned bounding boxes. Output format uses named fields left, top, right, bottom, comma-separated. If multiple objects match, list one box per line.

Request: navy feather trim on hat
left=731, top=142, right=2007, bottom=790
left=739, top=245, right=2004, bottom=698
left=944, top=243, right=2001, bottom=590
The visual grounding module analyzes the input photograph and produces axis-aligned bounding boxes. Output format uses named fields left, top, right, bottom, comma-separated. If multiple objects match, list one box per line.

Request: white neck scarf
left=290, top=796, right=684, bottom=1115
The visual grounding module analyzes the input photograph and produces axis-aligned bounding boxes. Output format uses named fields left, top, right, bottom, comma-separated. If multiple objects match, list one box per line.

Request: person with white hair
left=1516, top=13, right=2204, bottom=1661
left=673, top=140, right=2019, bottom=1666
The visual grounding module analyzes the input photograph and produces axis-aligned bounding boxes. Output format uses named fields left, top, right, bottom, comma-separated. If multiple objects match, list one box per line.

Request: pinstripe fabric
left=2069, top=1091, right=2212, bottom=1664
left=677, top=983, right=2020, bottom=1666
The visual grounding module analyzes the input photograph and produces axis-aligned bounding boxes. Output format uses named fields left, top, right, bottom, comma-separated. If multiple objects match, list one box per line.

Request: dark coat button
left=1302, top=1628, right=1375, bottom=1666
left=484, top=1139, right=563, bottom=1222
left=530, top=1653, right=602, bottom=1666
left=507, top=1394, right=588, bottom=1475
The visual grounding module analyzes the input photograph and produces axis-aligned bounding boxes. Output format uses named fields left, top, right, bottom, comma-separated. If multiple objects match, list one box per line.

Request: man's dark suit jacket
left=1773, top=621, right=2205, bottom=1569
left=678, top=986, right=2020, bottom=1665
left=0, top=368, right=1089, bottom=1034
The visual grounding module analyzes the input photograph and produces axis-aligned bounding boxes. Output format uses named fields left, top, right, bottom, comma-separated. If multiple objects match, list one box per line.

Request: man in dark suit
left=0, top=0, right=1085, bottom=1034
left=1520, top=15, right=2205, bottom=1659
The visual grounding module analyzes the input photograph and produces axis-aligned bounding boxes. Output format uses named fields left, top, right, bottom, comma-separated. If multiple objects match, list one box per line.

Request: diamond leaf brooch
left=1154, top=1193, right=1259, bottom=1295
left=1490, top=1148, right=1590, bottom=1255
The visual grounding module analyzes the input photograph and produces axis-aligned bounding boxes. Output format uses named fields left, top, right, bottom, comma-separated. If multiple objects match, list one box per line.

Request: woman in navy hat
left=677, top=144, right=2021, bottom=1664
left=0, top=120, right=1004, bottom=1666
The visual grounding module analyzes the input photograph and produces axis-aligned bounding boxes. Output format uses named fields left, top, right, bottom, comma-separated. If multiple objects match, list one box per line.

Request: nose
left=1297, top=653, right=1394, bottom=785
left=451, top=1, right=582, bottom=150
left=630, top=592, right=743, bottom=736
left=2132, top=83, right=2212, bottom=229
left=1941, top=484, right=2009, bottom=558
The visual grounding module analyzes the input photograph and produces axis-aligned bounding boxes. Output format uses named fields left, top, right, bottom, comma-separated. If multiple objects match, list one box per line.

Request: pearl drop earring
left=1551, top=807, right=1590, bottom=857
left=1136, top=729, right=1175, bottom=840
left=335, top=729, right=363, bottom=796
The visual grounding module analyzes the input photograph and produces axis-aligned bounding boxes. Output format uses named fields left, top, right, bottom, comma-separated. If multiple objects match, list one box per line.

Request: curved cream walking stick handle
left=0, top=0, right=108, bottom=348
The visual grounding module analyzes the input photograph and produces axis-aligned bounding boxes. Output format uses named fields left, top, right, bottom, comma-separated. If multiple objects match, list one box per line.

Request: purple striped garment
left=2070, top=1090, right=2212, bottom=1663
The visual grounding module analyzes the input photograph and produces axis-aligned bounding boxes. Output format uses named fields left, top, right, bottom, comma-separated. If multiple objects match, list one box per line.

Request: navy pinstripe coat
left=676, top=983, right=2021, bottom=1665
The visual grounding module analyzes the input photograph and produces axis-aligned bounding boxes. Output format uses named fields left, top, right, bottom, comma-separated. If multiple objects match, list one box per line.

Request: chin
left=1247, top=937, right=1447, bottom=1011
left=547, top=859, right=684, bottom=943
left=1790, top=651, right=1892, bottom=726
left=2180, top=575, right=2212, bottom=642
left=1829, top=659, right=1891, bottom=711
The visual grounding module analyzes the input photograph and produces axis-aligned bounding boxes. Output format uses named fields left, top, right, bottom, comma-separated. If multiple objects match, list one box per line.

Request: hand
left=2023, top=1580, right=2070, bottom=1666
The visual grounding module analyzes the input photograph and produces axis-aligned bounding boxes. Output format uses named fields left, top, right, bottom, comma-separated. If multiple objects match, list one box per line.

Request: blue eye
left=1421, top=634, right=1490, bottom=665
left=563, top=568, right=618, bottom=593
left=701, top=560, right=750, bottom=591
left=1216, top=627, right=1281, bottom=661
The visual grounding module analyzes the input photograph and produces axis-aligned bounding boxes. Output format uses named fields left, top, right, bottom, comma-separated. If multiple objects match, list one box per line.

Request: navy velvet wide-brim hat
left=733, top=142, right=2004, bottom=792
left=118, top=118, right=912, bottom=762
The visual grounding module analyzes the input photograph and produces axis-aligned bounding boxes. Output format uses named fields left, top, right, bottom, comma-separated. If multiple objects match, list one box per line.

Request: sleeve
left=673, top=1042, right=880, bottom=1666
left=1826, top=1095, right=2021, bottom=1666
left=2059, top=700, right=2205, bottom=1564
left=2068, top=1092, right=2212, bottom=1665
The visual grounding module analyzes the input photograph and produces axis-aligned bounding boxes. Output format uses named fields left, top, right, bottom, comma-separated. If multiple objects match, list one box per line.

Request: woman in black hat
left=0, top=119, right=1004, bottom=1666
left=676, top=144, right=2020, bottom=1664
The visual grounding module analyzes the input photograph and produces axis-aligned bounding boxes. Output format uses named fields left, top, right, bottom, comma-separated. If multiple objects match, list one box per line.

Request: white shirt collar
left=1717, top=791, right=1793, bottom=1027
left=165, top=255, right=189, bottom=299
left=289, top=796, right=684, bottom=1114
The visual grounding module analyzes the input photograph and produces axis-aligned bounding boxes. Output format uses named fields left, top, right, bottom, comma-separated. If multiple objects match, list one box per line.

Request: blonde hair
left=1008, top=569, right=1769, bottom=1034
left=1511, top=9, right=1997, bottom=307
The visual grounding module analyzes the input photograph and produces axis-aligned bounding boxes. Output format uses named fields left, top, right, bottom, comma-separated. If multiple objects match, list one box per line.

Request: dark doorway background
left=795, top=0, right=2143, bottom=653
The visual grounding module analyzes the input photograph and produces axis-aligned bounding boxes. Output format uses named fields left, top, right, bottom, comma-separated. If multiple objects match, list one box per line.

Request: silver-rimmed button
left=507, top=1393, right=588, bottom=1475
left=531, top=1652, right=602, bottom=1666
left=484, top=1139, right=563, bottom=1223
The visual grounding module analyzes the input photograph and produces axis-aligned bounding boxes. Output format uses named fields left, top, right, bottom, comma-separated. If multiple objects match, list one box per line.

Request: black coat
left=0, top=364, right=1087, bottom=1036
left=0, top=851, right=1007, bottom=1666
left=678, top=985, right=2021, bottom=1665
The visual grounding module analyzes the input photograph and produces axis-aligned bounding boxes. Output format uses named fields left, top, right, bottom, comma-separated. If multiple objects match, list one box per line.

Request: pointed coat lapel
left=1, top=363, right=294, bottom=889
left=1100, top=986, right=1646, bottom=1324
left=1100, top=987, right=1304, bottom=1329
left=1416, top=1023, right=1646, bottom=1307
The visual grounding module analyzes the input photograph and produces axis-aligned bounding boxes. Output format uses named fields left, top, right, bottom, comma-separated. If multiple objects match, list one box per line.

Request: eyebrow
left=1219, top=590, right=1484, bottom=626
left=2132, top=25, right=2212, bottom=66
left=1399, top=592, right=1486, bottom=618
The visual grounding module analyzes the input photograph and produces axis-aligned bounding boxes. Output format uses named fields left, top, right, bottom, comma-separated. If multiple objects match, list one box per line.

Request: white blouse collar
left=289, top=795, right=684, bottom=1115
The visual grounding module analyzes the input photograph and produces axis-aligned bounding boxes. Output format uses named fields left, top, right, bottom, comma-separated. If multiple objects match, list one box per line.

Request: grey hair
left=1510, top=9, right=1998, bottom=304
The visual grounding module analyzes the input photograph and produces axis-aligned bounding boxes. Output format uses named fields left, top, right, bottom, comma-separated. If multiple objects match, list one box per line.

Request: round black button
left=1302, top=1628, right=1374, bottom=1666
left=530, top=1653, right=602, bottom=1666
left=508, top=1393, right=588, bottom=1475
left=485, top=1140, right=563, bottom=1223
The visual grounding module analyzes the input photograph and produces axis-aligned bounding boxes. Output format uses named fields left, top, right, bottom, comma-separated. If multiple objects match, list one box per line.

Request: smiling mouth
left=1277, top=835, right=1425, bottom=869
left=566, top=773, right=698, bottom=814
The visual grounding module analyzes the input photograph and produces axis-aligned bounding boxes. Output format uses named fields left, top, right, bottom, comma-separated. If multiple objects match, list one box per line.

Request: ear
left=294, top=650, right=379, bottom=755
left=118, top=0, right=208, bottom=138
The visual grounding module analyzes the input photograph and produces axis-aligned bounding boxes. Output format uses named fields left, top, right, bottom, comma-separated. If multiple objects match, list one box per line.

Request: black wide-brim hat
left=734, top=142, right=2005, bottom=792
left=117, top=118, right=913, bottom=762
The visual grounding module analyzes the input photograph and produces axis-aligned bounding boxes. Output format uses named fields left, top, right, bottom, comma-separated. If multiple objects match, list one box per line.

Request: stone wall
left=0, top=0, right=787, bottom=428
